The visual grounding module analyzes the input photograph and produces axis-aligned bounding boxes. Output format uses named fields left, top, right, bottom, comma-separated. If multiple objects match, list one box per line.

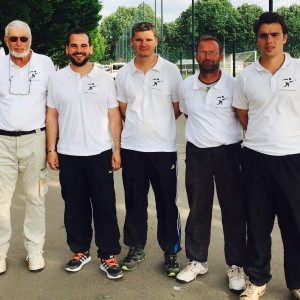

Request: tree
left=277, top=4, right=300, bottom=58
left=0, top=0, right=53, bottom=50
left=166, top=0, right=238, bottom=62
left=0, top=0, right=103, bottom=66
left=100, top=6, right=136, bottom=63
left=99, top=3, right=157, bottom=63
left=90, top=28, right=105, bottom=63
left=235, top=4, right=263, bottom=53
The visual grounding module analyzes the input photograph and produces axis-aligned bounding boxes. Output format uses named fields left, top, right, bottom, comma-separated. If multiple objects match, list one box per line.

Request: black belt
left=0, top=127, right=45, bottom=136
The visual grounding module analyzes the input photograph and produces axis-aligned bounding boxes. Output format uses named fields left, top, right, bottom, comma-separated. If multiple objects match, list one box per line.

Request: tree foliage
left=0, top=0, right=104, bottom=66
left=99, top=3, right=157, bottom=63
left=277, top=4, right=300, bottom=58
left=235, top=4, right=264, bottom=53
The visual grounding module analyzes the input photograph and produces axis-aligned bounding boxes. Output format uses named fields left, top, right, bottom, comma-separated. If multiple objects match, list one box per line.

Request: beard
left=9, top=44, right=31, bottom=58
left=199, top=60, right=220, bottom=73
left=69, top=53, right=90, bottom=67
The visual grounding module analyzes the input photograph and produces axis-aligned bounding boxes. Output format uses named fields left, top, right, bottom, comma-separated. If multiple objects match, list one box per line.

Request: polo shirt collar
left=66, top=63, right=98, bottom=78
left=193, top=70, right=226, bottom=90
left=255, top=52, right=291, bottom=72
left=129, top=54, right=162, bottom=74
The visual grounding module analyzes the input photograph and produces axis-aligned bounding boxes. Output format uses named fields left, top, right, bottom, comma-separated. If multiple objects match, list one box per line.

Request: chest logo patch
left=281, top=77, right=296, bottom=92
left=216, top=95, right=228, bottom=106
left=152, top=78, right=163, bottom=87
left=87, top=83, right=98, bottom=91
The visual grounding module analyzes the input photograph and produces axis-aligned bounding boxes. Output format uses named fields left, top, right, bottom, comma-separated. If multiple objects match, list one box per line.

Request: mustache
left=72, top=52, right=86, bottom=56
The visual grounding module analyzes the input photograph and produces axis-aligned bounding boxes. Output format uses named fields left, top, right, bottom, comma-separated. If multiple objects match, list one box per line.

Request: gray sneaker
left=164, top=252, right=180, bottom=277
left=121, top=246, right=146, bottom=271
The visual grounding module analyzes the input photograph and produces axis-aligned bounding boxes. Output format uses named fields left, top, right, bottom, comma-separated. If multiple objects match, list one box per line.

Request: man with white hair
left=0, top=20, right=55, bottom=274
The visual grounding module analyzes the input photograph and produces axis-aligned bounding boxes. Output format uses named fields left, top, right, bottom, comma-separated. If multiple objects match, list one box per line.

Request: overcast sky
left=100, top=0, right=298, bottom=23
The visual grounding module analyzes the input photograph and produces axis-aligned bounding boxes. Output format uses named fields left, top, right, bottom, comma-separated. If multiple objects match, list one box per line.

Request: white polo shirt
left=116, top=56, right=182, bottom=152
left=47, top=65, right=118, bottom=156
left=0, top=52, right=55, bottom=131
left=179, top=71, right=242, bottom=148
left=233, top=53, right=300, bottom=156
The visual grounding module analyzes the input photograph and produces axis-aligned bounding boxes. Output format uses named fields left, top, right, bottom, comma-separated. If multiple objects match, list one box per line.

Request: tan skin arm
left=173, top=102, right=182, bottom=119
left=234, top=108, right=249, bottom=131
left=46, top=107, right=59, bottom=171
left=119, top=101, right=127, bottom=122
left=108, top=107, right=123, bottom=171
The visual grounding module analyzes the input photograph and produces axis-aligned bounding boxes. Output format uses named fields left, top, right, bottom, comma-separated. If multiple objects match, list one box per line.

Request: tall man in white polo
left=0, top=20, right=55, bottom=274
left=115, top=22, right=182, bottom=277
left=233, top=12, right=300, bottom=300
left=46, top=28, right=123, bottom=280
left=176, top=36, right=246, bottom=293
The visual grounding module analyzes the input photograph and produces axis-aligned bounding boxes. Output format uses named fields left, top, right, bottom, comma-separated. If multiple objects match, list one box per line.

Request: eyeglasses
left=8, top=60, right=32, bottom=95
left=197, top=51, right=220, bottom=57
left=8, top=36, right=30, bottom=43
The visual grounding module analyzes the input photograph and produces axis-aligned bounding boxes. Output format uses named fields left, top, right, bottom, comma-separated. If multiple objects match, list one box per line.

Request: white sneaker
left=290, top=289, right=300, bottom=300
left=26, top=250, right=45, bottom=271
left=0, top=255, right=7, bottom=274
left=228, top=265, right=246, bottom=293
left=176, top=260, right=208, bottom=283
left=240, top=281, right=266, bottom=300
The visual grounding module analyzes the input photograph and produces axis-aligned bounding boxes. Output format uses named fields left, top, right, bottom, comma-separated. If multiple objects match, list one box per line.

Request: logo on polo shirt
left=87, top=83, right=98, bottom=91
left=216, top=95, right=228, bottom=106
left=152, top=77, right=163, bottom=87
left=281, top=77, right=296, bottom=91
left=84, top=82, right=99, bottom=94
left=29, top=70, right=40, bottom=80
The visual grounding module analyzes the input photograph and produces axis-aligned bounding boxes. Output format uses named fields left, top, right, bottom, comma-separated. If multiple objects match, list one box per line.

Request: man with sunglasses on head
left=233, top=12, right=300, bottom=300
left=115, top=22, right=182, bottom=277
left=176, top=35, right=246, bottom=293
left=46, top=27, right=123, bottom=280
left=0, top=20, right=55, bottom=274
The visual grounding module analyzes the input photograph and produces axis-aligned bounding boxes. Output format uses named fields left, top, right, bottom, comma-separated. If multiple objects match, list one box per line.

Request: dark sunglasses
left=9, top=36, right=29, bottom=43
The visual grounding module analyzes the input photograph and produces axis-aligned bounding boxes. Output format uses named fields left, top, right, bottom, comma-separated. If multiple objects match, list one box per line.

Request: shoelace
left=72, top=252, right=87, bottom=261
left=103, top=257, right=117, bottom=267
left=228, top=266, right=243, bottom=279
left=186, top=261, right=205, bottom=273
left=166, top=254, right=177, bottom=266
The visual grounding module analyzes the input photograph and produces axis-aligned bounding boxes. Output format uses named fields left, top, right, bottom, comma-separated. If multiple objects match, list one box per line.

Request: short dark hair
left=66, top=27, right=92, bottom=46
left=131, top=22, right=157, bottom=38
left=197, top=35, right=223, bottom=53
left=253, top=12, right=288, bottom=37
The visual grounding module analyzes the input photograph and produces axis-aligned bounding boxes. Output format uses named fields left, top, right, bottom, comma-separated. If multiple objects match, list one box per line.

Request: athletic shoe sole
left=65, top=256, right=91, bottom=272
left=166, top=271, right=179, bottom=277
left=229, top=287, right=245, bottom=295
left=29, top=265, right=45, bottom=272
left=100, top=264, right=123, bottom=280
left=176, top=269, right=208, bottom=283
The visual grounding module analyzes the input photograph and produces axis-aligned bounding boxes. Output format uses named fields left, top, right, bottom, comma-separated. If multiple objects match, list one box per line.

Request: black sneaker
left=121, top=246, right=146, bottom=271
left=100, top=256, right=123, bottom=279
left=65, top=251, right=91, bottom=272
left=164, top=252, right=180, bottom=277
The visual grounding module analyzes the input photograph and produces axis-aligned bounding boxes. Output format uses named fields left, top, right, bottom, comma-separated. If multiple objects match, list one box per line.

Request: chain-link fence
left=113, top=0, right=300, bottom=76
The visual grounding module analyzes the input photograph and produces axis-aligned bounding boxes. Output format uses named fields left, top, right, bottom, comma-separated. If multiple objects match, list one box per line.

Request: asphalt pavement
left=1, top=117, right=292, bottom=300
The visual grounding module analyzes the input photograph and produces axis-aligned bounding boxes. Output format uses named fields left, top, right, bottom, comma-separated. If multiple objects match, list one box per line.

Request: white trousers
left=0, top=130, right=47, bottom=256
